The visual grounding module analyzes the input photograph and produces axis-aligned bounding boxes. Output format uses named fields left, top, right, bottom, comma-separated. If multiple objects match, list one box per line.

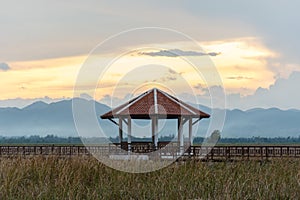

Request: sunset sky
left=1, top=1, right=300, bottom=110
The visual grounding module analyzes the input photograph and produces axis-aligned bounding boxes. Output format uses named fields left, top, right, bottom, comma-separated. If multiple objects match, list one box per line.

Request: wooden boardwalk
left=1, top=144, right=300, bottom=161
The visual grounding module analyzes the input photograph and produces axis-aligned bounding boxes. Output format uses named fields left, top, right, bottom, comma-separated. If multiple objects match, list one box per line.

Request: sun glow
left=202, top=37, right=277, bottom=95
left=0, top=56, right=86, bottom=99
left=0, top=37, right=277, bottom=100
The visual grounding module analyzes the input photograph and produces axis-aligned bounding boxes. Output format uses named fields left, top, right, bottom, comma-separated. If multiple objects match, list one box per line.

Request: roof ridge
left=154, top=88, right=158, bottom=114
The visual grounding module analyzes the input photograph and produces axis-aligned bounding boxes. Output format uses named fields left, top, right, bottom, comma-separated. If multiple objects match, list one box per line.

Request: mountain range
left=0, top=99, right=299, bottom=138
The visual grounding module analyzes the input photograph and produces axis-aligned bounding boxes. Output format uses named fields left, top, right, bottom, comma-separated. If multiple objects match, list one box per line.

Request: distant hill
left=0, top=99, right=115, bottom=137
left=0, top=99, right=299, bottom=138
left=194, top=105, right=300, bottom=137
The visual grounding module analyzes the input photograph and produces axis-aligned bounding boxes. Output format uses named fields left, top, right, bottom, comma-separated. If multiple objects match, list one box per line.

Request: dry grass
left=0, top=156, right=300, bottom=199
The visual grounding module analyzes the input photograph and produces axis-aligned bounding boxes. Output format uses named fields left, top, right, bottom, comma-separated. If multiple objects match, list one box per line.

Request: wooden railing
left=188, top=146, right=300, bottom=160
left=1, top=144, right=300, bottom=160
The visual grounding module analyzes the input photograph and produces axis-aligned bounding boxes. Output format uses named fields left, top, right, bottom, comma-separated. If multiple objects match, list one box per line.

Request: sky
left=1, top=0, right=300, bottom=110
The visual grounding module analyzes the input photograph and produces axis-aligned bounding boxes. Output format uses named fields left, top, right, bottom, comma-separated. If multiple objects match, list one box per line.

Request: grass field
left=0, top=156, right=299, bottom=199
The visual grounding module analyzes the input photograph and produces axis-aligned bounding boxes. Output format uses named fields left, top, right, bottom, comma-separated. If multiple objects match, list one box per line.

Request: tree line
left=1, top=134, right=300, bottom=145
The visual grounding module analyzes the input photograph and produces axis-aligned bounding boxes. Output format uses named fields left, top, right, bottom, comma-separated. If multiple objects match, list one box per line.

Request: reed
left=0, top=156, right=299, bottom=199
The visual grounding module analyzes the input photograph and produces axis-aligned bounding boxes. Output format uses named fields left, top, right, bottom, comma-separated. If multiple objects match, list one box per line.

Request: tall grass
left=0, top=156, right=299, bottom=199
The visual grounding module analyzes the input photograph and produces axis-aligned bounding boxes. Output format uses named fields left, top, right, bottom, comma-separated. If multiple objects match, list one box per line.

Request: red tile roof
left=101, top=88, right=210, bottom=119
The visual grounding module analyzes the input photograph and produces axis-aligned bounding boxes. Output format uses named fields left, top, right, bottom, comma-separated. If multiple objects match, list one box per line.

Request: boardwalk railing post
left=193, top=146, right=196, bottom=159
left=247, top=146, right=250, bottom=160
left=225, top=146, right=230, bottom=161
left=70, top=146, right=72, bottom=156
left=51, top=145, right=54, bottom=155
left=206, top=146, right=209, bottom=161
left=241, top=147, right=244, bottom=160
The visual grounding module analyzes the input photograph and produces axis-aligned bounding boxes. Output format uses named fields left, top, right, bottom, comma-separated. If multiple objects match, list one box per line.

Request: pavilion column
left=152, top=116, right=158, bottom=149
left=127, top=116, right=132, bottom=153
left=178, top=117, right=184, bottom=153
left=155, top=117, right=158, bottom=147
left=189, top=117, right=193, bottom=146
left=119, top=117, right=123, bottom=144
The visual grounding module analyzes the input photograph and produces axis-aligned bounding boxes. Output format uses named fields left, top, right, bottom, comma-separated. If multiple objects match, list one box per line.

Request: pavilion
left=101, top=88, right=210, bottom=151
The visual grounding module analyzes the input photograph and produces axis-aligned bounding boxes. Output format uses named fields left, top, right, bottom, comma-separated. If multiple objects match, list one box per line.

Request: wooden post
left=189, top=117, right=193, bottom=146
left=119, top=117, right=123, bottom=144
left=178, top=117, right=184, bottom=154
left=151, top=117, right=155, bottom=145
left=155, top=117, right=158, bottom=148
left=127, top=116, right=132, bottom=153
left=152, top=116, right=158, bottom=149
left=177, top=117, right=180, bottom=144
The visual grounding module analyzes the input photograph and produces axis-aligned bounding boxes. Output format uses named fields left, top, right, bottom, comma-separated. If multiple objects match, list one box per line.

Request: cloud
left=168, top=69, right=177, bottom=74
left=0, top=1, right=248, bottom=61
left=226, top=76, right=253, bottom=80
left=227, top=71, right=300, bottom=110
left=193, top=83, right=209, bottom=95
left=102, top=71, right=300, bottom=110
left=153, top=75, right=177, bottom=83
left=1, top=0, right=300, bottom=68
left=0, top=63, right=11, bottom=71
left=99, top=94, right=132, bottom=107
left=177, top=85, right=226, bottom=109
left=139, top=49, right=221, bottom=57
left=181, top=71, right=300, bottom=110
left=161, top=76, right=177, bottom=82
left=150, top=68, right=181, bottom=83
left=79, top=93, right=93, bottom=100
left=19, top=85, right=26, bottom=90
